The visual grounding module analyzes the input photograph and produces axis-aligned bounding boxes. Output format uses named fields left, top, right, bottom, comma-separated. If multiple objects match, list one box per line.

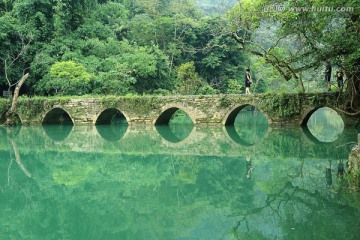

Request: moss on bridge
left=0, top=93, right=357, bottom=126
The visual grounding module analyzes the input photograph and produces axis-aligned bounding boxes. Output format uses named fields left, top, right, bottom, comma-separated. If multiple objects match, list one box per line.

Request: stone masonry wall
left=0, top=93, right=358, bottom=126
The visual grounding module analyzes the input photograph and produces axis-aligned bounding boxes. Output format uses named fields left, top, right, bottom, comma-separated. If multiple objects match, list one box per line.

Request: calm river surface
left=1, top=109, right=360, bottom=240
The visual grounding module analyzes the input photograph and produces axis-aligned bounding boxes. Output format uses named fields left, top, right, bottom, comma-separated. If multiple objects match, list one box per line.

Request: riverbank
left=347, top=134, right=360, bottom=190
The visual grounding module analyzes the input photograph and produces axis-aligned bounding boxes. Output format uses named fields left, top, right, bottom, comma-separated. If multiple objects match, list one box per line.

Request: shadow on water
left=96, top=124, right=128, bottom=142
left=226, top=107, right=269, bottom=146
left=43, top=125, right=74, bottom=142
left=306, top=107, right=344, bottom=143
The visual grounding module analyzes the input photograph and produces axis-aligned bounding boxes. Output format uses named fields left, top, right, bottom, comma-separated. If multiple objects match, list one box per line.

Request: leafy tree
left=176, top=61, right=205, bottom=94
left=226, top=79, right=243, bottom=94
left=40, top=61, right=93, bottom=95
left=226, top=0, right=360, bottom=110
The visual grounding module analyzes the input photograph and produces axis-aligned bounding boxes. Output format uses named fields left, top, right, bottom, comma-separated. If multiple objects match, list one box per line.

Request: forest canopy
left=0, top=0, right=359, bottom=104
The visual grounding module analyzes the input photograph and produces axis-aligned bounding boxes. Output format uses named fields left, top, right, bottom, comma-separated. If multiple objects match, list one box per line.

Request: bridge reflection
left=96, top=125, right=128, bottom=142
left=43, top=125, right=74, bottom=142
left=155, top=124, right=194, bottom=143
left=1, top=124, right=356, bottom=161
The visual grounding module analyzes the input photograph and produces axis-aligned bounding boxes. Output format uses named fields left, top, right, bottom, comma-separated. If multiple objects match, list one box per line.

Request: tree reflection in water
left=0, top=116, right=359, bottom=240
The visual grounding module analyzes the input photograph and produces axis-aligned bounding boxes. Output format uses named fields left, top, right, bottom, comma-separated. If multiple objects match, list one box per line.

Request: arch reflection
left=42, top=108, right=73, bottom=125
left=156, top=109, right=194, bottom=143
left=225, top=106, right=269, bottom=146
left=96, top=125, right=128, bottom=142
left=43, top=125, right=74, bottom=142
left=304, top=107, right=344, bottom=143
left=156, top=124, right=194, bottom=143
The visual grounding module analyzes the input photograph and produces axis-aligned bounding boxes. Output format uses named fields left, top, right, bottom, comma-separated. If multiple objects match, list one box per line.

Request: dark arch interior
left=156, top=108, right=193, bottom=125
left=43, top=108, right=73, bottom=125
left=0, top=112, right=6, bottom=125
left=155, top=107, right=181, bottom=125
left=0, top=112, right=21, bottom=125
left=96, top=108, right=127, bottom=125
left=301, top=108, right=319, bottom=126
left=225, top=106, right=248, bottom=125
left=225, top=105, right=269, bottom=146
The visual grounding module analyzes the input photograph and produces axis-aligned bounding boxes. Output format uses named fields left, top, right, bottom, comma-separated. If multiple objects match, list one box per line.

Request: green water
left=0, top=109, right=360, bottom=240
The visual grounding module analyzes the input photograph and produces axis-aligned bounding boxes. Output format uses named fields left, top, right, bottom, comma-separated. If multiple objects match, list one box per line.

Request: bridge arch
left=42, top=108, right=74, bottom=125
left=0, top=112, right=22, bottom=125
left=301, top=106, right=345, bottom=143
left=155, top=106, right=195, bottom=125
left=301, top=106, right=344, bottom=126
left=95, top=108, right=129, bottom=125
left=222, top=104, right=270, bottom=125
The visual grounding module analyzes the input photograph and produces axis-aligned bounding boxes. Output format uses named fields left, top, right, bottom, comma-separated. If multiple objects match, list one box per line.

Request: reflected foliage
left=0, top=122, right=359, bottom=239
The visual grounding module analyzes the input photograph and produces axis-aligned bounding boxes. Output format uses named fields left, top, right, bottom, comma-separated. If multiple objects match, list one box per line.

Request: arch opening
left=155, top=108, right=193, bottom=125
left=96, top=108, right=128, bottom=125
left=0, top=112, right=22, bottom=126
left=42, top=108, right=73, bottom=125
left=155, top=108, right=193, bottom=143
left=0, top=112, right=5, bottom=125
left=303, top=107, right=344, bottom=143
left=225, top=105, right=269, bottom=146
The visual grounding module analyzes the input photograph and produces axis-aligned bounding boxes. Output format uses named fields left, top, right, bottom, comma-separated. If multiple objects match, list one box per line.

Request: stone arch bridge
left=0, top=93, right=358, bottom=126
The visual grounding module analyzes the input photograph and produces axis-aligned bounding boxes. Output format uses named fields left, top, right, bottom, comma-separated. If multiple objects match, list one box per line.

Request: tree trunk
left=5, top=73, right=29, bottom=126
left=8, top=136, right=32, bottom=178
left=345, top=71, right=360, bottom=112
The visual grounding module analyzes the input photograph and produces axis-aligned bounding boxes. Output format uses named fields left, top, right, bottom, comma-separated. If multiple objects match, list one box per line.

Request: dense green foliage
left=0, top=0, right=359, bottom=106
left=0, top=0, right=246, bottom=96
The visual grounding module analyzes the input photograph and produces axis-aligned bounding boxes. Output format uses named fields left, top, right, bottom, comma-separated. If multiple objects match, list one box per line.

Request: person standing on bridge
left=324, top=61, right=332, bottom=92
left=245, top=68, right=252, bottom=94
left=335, top=67, right=344, bottom=91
